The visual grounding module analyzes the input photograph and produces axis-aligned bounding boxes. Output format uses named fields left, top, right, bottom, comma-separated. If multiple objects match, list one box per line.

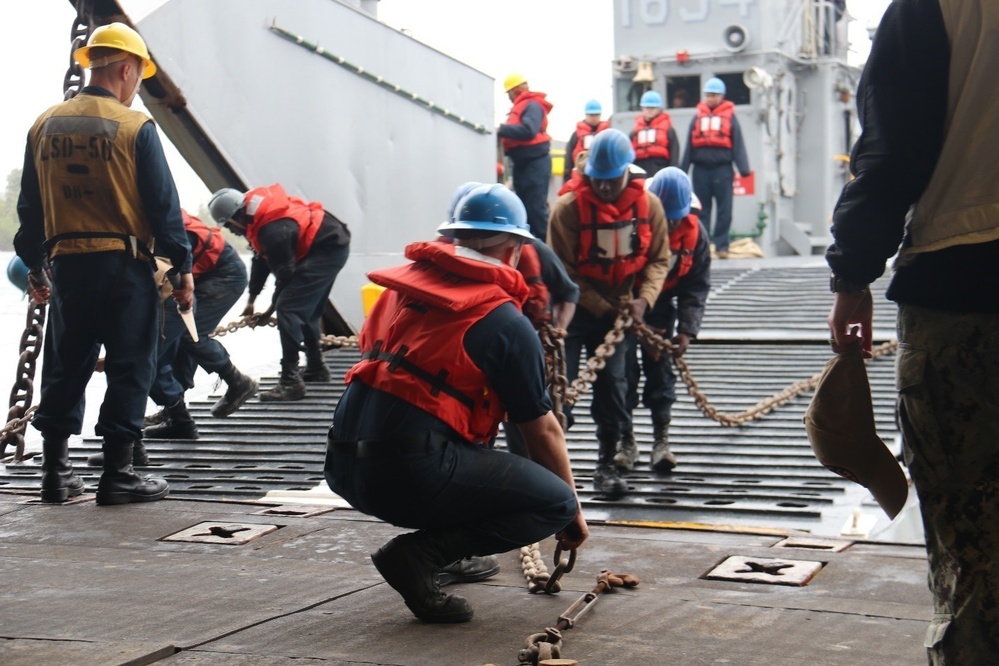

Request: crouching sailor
left=325, top=184, right=588, bottom=623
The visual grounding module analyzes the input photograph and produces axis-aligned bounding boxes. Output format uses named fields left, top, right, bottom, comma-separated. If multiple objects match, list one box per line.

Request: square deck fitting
left=161, top=522, right=279, bottom=545
left=253, top=505, right=336, bottom=518
left=20, top=493, right=94, bottom=506
left=773, top=536, right=853, bottom=552
left=704, top=555, right=824, bottom=586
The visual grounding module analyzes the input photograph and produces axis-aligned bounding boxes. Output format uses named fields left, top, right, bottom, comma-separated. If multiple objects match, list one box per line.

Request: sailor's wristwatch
left=829, top=273, right=869, bottom=294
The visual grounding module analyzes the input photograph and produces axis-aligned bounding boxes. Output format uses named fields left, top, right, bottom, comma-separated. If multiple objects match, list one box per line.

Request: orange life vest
left=661, top=214, right=700, bottom=293
left=690, top=100, right=735, bottom=149
left=571, top=120, right=610, bottom=163
left=518, top=242, right=551, bottom=327
left=574, top=178, right=652, bottom=285
left=346, top=240, right=529, bottom=444
left=500, top=90, right=553, bottom=152
left=182, top=210, right=225, bottom=279
left=632, top=112, right=672, bottom=161
left=243, top=184, right=324, bottom=261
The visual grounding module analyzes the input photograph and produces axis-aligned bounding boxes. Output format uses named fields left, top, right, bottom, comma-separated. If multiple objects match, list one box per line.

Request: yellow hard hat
left=503, top=73, right=528, bottom=92
left=74, top=22, right=156, bottom=79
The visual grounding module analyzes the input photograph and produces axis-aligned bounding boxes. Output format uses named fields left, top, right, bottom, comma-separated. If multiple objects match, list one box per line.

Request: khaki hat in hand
left=804, top=340, right=908, bottom=519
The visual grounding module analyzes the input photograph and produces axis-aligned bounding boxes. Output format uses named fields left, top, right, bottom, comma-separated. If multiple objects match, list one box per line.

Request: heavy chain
left=543, top=310, right=899, bottom=429
left=0, top=5, right=88, bottom=462
left=517, top=569, right=639, bottom=665
left=540, top=325, right=568, bottom=430
left=207, top=314, right=358, bottom=350
left=557, top=312, right=633, bottom=409
left=541, top=311, right=632, bottom=432
left=0, top=301, right=47, bottom=463
left=208, top=313, right=278, bottom=338
left=519, top=542, right=578, bottom=595
left=635, top=324, right=899, bottom=427
left=318, top=334, right=359, bottom=350
left=63, top=0, right=90, bottom=100
left=520, top=543, right=558, bottom=594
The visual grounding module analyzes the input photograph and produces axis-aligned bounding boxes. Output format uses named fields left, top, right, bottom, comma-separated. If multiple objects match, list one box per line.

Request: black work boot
left=88, top=438, right=148, bottom=468
left=301, top=351, right=332, bottom=383
left=651, top=420, right=677, bottom=473
left=211, top=365, right=258, bottom=417
left=259, top=362, right=307, bottom=402
left=143, top=399, right=199, bottom=439
left=371, top=531, right=475, bottom=623
left=593, top=437, right=628, bottom=498
left=95, top=440, right=169, bottom=506
left=438, top=555, right=501, bottom=586
left=142, top=407, right=169, bottom=428
left=613, top=428, right=640, bottom=471
left=40, top=437, right=85, bottom=503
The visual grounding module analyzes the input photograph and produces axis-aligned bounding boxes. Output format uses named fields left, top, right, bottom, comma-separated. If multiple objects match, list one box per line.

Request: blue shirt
left=331, top=301, right=552, bottom=443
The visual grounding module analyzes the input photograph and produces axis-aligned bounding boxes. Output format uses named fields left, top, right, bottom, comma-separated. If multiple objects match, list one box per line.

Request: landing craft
left=0, top=2, right=934, bottom=664
left=9, top=0, right=912, bottom=539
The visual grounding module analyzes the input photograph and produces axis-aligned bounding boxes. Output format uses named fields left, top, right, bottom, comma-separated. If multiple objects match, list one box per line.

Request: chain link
left=543, top=309, right=899, bottom=429
left=0, top=301, right=47, bottom=463
left=318, top=334, right=359, bottom=349
left=0, top=6, right=88, bottom=462
left=63, top=0, right=90, bottom=101
left=540, top=325, right=568, bottom=430
left=635, top=324, right=899, bottom=427
left=207, top=313, right=278, bottom=338
left=564, top=312, right=632, bottom=407
left=1, top=294, right=898, bottom=460
left=519, top=542, right=560, bottom=594
left=206, top=313, right=359, bottom=349
left=517, top=569, right=640, bottom=665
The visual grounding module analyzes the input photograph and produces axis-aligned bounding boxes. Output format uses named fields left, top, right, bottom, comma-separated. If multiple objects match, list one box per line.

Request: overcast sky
left=2, top=0, right=889, bottom=212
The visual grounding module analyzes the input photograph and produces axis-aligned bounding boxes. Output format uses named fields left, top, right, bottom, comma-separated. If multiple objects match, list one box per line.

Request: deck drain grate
left=161, top=522, right=279, bottom=545
left=704, top=555, right=824, bottom=586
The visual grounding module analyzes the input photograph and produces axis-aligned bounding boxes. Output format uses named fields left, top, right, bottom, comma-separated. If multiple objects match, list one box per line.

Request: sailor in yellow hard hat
left=497, top=73, right=554, bottom=240
left=75, top=21, right=157, bottom=78
left=14, top=20, right=193, bottom=506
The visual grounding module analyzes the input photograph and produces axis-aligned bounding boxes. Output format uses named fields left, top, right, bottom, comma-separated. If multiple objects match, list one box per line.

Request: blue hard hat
left=704, top=77, right=726, bottom=94
left=639, top=90, right=663, bottom=108
left=584, top=128, right=635, bottom=180
left=648, top=167, right=692, bottom=220
left=584, top=99, right=602, bottom=115
left=6, top=255, right=29, bottom=295
left=445, top=181, right=483, bottom=223
left=437, top=184, right=534, bottom=240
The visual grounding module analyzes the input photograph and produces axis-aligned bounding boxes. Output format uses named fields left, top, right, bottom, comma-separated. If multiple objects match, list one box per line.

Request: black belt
left=331, top=432, right=446, bottom=459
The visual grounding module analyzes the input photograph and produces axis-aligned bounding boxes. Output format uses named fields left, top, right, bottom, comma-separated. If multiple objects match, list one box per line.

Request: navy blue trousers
left=563, top=308, right=629, bottom=445
left=512, top=154, right=552, bottom=241
left=150, top=244, right=247, bottom=406
left=33, top=252, right=158, bottom=442
left=624, top=295, right=678, bottom=428
left=692, top=163, right=734, bottom=252
left=276, top=242, right=349, bottom=366
left=325, top=434, right=577, bottom=555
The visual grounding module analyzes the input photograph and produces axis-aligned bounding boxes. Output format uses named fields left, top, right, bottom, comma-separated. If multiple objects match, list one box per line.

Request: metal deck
left=0, top=492, right=931, bottom=666
left=0, top=261, right=933, bottom=666
left=0, top=262, right=906, bottom=538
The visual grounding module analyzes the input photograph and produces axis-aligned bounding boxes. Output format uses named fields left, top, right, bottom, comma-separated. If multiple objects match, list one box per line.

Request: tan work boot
left=651, top=421, right=677, bottom=473
left=613, top=430, right=640, bottom=471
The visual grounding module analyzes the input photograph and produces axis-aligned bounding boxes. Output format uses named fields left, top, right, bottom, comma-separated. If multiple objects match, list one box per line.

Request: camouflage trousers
left=896, top=305, right=999, bottom=665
